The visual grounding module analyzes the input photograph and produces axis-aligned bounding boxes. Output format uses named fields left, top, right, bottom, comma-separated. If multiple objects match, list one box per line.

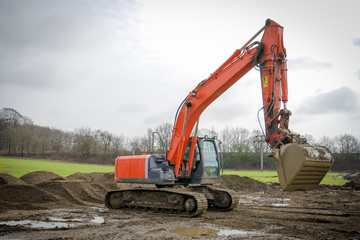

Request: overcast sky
left=1, top=0, right=360, bottom=140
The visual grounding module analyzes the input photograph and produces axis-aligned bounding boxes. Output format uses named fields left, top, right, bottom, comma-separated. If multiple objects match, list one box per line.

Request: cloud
left=289, top=57, right=332, bottom=71
left=353, top=38, right=360, bottom=47
left=297, top=86, right=360, bottom=114
left=357, top=69, right=360, bottom=80
left=0, top=0, right=140, bottom=88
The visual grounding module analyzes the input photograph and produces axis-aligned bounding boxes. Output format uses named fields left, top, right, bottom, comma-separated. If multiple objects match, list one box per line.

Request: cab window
left=202, top=140, right=219, bottom=176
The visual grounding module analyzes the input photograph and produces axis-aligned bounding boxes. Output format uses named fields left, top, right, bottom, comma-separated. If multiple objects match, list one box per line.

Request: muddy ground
left=0, top=172, right=359, bottom=240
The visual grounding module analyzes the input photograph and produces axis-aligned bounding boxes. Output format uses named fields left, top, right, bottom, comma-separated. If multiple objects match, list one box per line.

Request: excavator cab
left=183, top=137, right=220, bottom=185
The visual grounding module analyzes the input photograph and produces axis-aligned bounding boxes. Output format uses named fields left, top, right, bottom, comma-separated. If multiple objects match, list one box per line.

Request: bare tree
left=336, top=134, right=359, bottom=154
left=0, top=108, right=33, bottom=126
left=128, top=136, right=143, bottom=155
left=219, top=127, right=232, bottom=153
left=155, top=123, right=172, bottom=151
left=111, top=134, right=126, bottom=156
left=198, top=127, right=218, bottom=138
left=230, top=127, right=250, bottom=153
left=318, top=136, right=336, bottom=152
left=94, top=130, right=113, bottom=159
left=73, top=127, right=96, bottom=161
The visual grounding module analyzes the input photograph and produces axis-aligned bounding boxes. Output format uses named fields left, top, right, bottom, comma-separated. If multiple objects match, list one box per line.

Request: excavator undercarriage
left=105, top=185, right=238, bottom=217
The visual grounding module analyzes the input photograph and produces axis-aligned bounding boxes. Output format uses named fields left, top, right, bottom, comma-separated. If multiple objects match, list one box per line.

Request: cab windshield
left=202, top=140, right=219, bottom=177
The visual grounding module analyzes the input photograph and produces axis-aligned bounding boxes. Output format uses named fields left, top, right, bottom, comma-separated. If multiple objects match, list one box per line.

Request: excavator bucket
left=273, top=143, right=334, bottom=191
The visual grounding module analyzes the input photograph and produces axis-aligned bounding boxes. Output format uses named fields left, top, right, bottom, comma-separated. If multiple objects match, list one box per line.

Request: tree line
left=0, top=108, right=359, bottom=171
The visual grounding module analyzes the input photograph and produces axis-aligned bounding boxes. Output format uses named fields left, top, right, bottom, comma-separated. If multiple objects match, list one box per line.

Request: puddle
left=171, top=227, right=218, bottom=238
left=271, top=198, right=290, bottom=207
left=0, top=220, right=74, bottom=229
left=0, top=216, right=105, bottom=229
left=171, top=227, right=265, bottom=239
left=90, top=216, right=105, bottom=224
left=271, top=203, right=290, bottom=207
left=219, top=229, right=264, bottom=237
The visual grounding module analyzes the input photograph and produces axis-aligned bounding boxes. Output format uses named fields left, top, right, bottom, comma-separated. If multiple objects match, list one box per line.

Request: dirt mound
left=67, top=172, right=117, bottom=189
left=0, top=184, right=59, bottom=211
left=68, top=172, right=114, bottom=182
left=344, top=173, right=360, bottom=190
left=0, top=173, right=26, bottom=185
left=67, top=172, right=105, bottom=182
left=0, top=171, right=119, bottom=211
left=20, top=171, right=65, bottom=185
left=220, top=175, right=270, bottom=192
left=36, top=179, right=106, bottom=205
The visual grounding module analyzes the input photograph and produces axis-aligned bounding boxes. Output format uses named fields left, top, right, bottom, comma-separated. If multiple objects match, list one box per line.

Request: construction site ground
left=0, top=171, right=359, bottom=240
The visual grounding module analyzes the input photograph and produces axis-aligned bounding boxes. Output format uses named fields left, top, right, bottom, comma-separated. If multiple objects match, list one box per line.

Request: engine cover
left=114, top=154, right=175, bottom=184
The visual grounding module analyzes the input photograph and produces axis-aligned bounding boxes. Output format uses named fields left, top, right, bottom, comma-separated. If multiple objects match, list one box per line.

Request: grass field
left=222, top=170, right=347, bottom=186
left=0, top=156, right=347, bottom=185
left=0, top=156, right=114, bottom=178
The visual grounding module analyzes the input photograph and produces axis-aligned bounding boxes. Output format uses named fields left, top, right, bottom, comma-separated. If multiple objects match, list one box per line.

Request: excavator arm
left=166, top=41, right=259, bottom=176
left=167, top=19, right=334, bottom=190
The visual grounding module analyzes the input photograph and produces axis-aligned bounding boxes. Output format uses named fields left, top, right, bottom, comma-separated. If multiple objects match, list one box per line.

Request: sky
left=1, top=0, right=360, bottom=140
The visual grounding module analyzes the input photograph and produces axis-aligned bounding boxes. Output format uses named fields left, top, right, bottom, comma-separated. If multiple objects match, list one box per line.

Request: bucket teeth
left=273, top=143, right=334, bottom=191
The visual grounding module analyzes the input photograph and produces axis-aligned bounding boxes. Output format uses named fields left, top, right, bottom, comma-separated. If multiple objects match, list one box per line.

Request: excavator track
left=105, top=188, right=208, bottom=217
left=188, top=186, right=239, bottom=211
left=207, top=187, right=239, bottom=211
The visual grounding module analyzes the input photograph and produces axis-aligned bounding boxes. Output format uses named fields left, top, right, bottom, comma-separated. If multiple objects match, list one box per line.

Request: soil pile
left=67, top=172, right=117, bottom=189
left=36, top=180, right=105, bottom=205
left=0, top=171, right=119, bottom=211
left=344, top=173, right=360, bottom=190
left=0, top=173, right=59, bottom=211
left=20, top=171, right=65, bottom=185
left=220, top=175, right=271, bottom=192
left=0, top=173, right=26, bottom=185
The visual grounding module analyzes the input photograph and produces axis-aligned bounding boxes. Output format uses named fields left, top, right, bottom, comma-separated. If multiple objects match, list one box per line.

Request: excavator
left=105, top=19, right=334, bottom=216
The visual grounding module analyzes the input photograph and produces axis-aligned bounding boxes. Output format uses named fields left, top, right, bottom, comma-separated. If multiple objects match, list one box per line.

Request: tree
left=318, top=136, right=336, bottom=152
left=111, top=134, right=126, bottom=156
left=73, top=127, right=96, bottom=161
left=336, top=134, right=359, bottom=154
left=94, top=130, right=113, bottom=159
left=128, top=136, right=142, bottom=155
left=0, top=108, right=33, bottom=127
left=219, top=127, right=232, bottom=153
left=16, top=125, right=32, bottom=156
left=155, top=123, right=172, bottom=151
left=230, top=127, right=250, bottom=153
left=0, top=108, right=33, bottom=155
left=198, top=127, right=218, bottom=138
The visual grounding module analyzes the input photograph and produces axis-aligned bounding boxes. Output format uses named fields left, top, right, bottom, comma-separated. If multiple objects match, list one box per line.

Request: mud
left=0, top=171, right=359, bottom=239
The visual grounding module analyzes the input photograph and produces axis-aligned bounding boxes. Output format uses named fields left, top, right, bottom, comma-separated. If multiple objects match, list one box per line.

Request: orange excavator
left=105, top=19, right=334, bottom=216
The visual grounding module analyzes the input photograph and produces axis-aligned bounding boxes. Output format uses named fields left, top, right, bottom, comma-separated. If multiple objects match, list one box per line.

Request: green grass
left=0, top=157, right=347, bottom=186
left=0, top=156, right=114, bottom=178
left=222, top=170, right=347, bottom=186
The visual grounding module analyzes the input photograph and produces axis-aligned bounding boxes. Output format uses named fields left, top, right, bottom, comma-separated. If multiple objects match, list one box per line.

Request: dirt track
left=0, top=172, right=359, bottom=239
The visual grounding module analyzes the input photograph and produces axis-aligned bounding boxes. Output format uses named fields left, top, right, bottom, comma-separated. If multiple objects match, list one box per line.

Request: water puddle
left=171, top=227, right=265, bottom=238
left=171, top=227, right=218, bottom=238
left=271, top=203, right=290, bottom=207
left=271, top=198, right=290, bottom=207
left=90, top=216, right=105, bottom=224
left=0, top=216, right=105, bottom=229
left=0, top=220, right=74, bottom=229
